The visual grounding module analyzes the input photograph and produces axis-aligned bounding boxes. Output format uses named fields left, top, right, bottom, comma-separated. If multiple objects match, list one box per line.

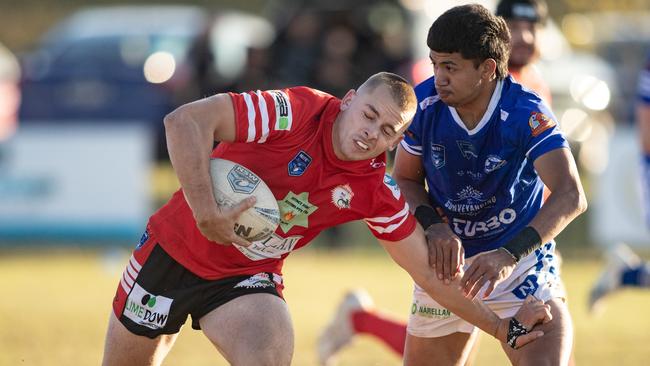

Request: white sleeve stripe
left=400, top=140, right=422, bottom=156
left=256, top=90, right=270, bottom=143
left=525, top=130, right=563, bottom=158
left=365, top=204, right=410, bottom=224
left=125, top=262, right=138, bottom=280
left=366, top=210, right=410, bottom=234
left=242, top=92, right=257, bottom=142
left=123, top=270, right=135, bottom=287
left=120, top=276, right=132, bottom=293
left=129, top=255, right=142, bottom=271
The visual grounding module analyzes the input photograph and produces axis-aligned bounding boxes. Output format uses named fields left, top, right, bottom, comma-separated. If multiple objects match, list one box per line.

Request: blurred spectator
left=588, top=50, right=650, bottom=312
left=0, top=42, right=20, bottom=141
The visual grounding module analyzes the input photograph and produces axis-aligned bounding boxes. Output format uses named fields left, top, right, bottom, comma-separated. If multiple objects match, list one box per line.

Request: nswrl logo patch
left=288, top=150, right=312, bottom=177
left=431, top=144, right=445, bottom=169
left=227, top=165, right=260, bottom=194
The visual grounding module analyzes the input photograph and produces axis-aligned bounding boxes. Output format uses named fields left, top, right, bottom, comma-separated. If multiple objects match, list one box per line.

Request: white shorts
left=407, top=241, right=564, bottom=338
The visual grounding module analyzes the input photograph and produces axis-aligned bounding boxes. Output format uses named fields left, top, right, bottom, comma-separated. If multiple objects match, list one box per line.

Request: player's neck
left=455, top=79, right=497, bottom=130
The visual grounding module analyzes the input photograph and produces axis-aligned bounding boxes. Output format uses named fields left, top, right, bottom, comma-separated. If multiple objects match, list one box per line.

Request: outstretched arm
left=164, top=94, right=255, bottom=246
left=393, top=145, right=464, bottom=284
left=379, top=228, right=552, bottom=348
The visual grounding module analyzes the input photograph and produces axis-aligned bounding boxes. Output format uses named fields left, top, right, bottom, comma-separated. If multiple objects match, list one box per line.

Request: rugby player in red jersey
left=101, top=72, right=551, bottom=366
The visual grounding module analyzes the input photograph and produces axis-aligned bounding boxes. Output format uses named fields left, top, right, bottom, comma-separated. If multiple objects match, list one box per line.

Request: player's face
left=507, top=19, right=539, bottom=69
left=430, top=50, right=493, bottom=108
left=333, top=84, right=413, bottom=161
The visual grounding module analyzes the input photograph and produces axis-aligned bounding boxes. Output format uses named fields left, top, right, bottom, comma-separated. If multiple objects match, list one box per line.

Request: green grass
left=0, top=247, right=649, bottom=365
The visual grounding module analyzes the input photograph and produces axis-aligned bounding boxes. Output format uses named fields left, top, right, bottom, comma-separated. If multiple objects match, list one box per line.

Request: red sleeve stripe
left=256, top=90, right=271, bottom=143
left=241, top=92, right=257, bottom=142
left=364, top=204, right=410, bottom=234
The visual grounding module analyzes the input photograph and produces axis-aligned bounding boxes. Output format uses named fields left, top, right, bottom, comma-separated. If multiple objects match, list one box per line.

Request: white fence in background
left=0, top=123, right=152, bottom=242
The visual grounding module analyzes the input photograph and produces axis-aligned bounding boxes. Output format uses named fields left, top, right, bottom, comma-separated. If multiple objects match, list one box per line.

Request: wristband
left=414, top=205, right=444, bottom=230
left=506, top=317, right=529, bottom=349
left=502, top=226, right=542, bottom=263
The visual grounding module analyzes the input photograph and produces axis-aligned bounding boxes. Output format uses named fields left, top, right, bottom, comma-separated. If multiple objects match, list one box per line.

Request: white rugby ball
left=209, top=158, right=280, bottom=242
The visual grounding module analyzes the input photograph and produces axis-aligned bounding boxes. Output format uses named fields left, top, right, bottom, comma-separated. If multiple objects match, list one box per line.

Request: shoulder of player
left=501, top=82, right=554, bottom=125
left=285, top=86, right=336, bottom=102
left=414, top=76, right=441, bottom=111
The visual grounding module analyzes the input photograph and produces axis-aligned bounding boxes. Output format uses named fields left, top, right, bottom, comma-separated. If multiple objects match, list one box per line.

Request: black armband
left=502, top=226, right=542, bottom=263
left=413, top=205, right=444, bottom=231
left=506, top=317, right=529, bottom=349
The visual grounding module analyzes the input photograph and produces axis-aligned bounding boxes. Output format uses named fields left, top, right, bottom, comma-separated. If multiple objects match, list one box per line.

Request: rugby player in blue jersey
left=393, top=4, right=586, bottom=365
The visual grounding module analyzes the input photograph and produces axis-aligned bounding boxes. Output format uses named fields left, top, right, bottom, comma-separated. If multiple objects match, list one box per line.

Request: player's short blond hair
left=359, top=72, right=417, bottom=115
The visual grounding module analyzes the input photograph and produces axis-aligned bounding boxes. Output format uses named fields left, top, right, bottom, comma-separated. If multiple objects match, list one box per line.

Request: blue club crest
left=431, top=144, right=445, bottom=169
left=288, top=150, right=312, bottom=177
left=457, top=140, right=478, bottom=160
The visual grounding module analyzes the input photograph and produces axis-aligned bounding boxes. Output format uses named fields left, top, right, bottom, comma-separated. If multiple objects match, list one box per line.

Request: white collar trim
left=448, top=79, right=503, bottom=135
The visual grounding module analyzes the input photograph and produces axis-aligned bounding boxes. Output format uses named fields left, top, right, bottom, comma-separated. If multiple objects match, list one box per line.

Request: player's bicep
left=533, top=148, right=581, bottom=194
left=168, top=93, right=237, bottom=143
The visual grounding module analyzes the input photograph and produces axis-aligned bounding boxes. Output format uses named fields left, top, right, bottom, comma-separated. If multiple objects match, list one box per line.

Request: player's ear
left=389, top=135, right=404, bottom=151
left=340, top=89, right=356, bottom=111
left=481, top=58, right=497, bottom=80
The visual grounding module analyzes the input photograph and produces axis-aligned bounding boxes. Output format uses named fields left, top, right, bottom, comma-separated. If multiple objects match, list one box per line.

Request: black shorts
left=112, top=233, right=284, bottom=339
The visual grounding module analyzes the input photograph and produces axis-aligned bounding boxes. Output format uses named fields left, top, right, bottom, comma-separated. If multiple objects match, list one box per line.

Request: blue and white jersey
left=638, top=52, right=650, bottom=105
left=401, top=76, right=569, bottom=257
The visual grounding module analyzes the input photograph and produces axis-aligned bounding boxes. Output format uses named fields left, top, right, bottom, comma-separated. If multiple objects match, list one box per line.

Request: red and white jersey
left=148, top=87, right=417, bottom=279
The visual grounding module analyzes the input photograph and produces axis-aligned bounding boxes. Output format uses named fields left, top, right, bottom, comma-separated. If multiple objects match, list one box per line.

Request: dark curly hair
left=427, top=4, right=511, bottom=80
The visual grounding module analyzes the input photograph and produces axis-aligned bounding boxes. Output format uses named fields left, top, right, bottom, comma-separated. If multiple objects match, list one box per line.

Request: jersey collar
left=448, top=79, right=504, bottom=136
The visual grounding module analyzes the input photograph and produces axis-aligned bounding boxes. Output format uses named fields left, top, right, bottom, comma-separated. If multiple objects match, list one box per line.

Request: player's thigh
left=404, top=330, right=479, bottom=366
left=199, top=293, right=294, bottom=366
left=102, top=311, right=178, bottom=366
left=501, top=297, right=573, bottom=366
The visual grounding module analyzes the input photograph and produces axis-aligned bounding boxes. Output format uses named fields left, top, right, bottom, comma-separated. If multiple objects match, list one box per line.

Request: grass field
left=1, top=246, right=649, bottom=365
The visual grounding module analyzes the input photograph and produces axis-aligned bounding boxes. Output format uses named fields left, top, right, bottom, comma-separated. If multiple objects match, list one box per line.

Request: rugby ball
left=209, top=158, right=280, bottom=242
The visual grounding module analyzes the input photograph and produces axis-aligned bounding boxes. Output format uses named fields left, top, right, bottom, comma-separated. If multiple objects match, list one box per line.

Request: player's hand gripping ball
left=209, top=158, right=280, bottom=242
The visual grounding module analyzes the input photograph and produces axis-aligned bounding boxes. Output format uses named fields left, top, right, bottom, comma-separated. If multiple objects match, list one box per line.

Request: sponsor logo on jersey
left=288, top=150, right=312, bottom=177
left=370, top=158, right=386, bottom=169
left=431, top=144, right=445, bottom=169
left=484, top=155, right=507, bottom=173
left=512, top=274, right=540, bottom=299
left=135, top=230, right=149, bottom=250
left=528, top=111, right=556, bottom=137
left=411, top=301, right=452, bottom=319
left=269, top=90, right=292, bottom=131
left=500, top=109, right=509, bottom=121
left=457, top=140, right=478, bottom=159
left=456, top=170, right=484, bottom=181
left=444, top=186, right=496, bottom=216
left=451, top=208, right=516, bottom=237
left=227, top=165, right=260, bottom=194
left=234, top=273, right=276, bottom=289
left=235, top=234, right=303, bottom=260
left=331, top=184, right=354, bottom=209
left=123, top=283, right=173, bottom=330
left=383, top=174, right=401, bottom=200
left=419, top=95, right=440, bottom=110
left=278, top=191, right=318, bottom=233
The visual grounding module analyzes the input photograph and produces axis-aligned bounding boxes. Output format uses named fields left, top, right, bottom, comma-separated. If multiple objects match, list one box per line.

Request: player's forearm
left=394, top=177, right=431, bottom=212
left=528, top=182, right=587, bottom=245
left=380, top=234, right=503, bottom=340
left=412, top=270, right=501, bottom=338
left=164, top=106, right=218, bottom=218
